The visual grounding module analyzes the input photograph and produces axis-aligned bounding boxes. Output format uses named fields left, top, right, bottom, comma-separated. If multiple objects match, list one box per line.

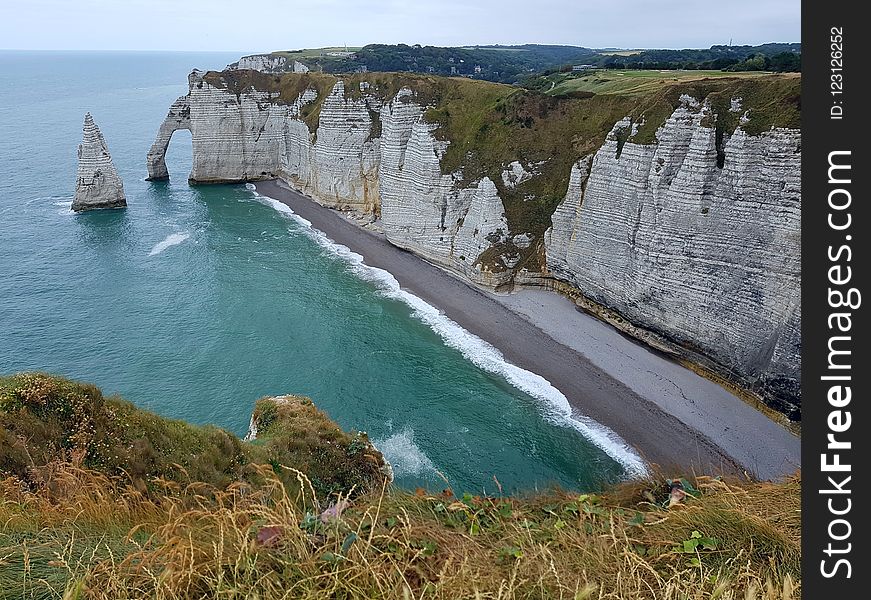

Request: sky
left=1, top=0, right=800, bottom=52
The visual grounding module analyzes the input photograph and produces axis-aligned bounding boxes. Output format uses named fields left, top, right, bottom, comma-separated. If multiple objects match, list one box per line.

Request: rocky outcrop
left=146, top=94, right=191, bottom=180
left=376, top=92, right=516, bottom=286
left=73, top=113, right=126, bottom=211
left=246, top=394, right=393, bottom=490
left=307, top=81, right=380, bottom=212
left=146, top=72, right=802, bottom=413
left=380, top=118, right=465, bottom=265
left=227, top=54, right=309, bottom=73
left=147, top=74, right=519, bottom=284
left=148, top=71, right=286, bottom=183
left=545, top=99, right=801, bottom=415
left=0, top=373, right=390, bottom=499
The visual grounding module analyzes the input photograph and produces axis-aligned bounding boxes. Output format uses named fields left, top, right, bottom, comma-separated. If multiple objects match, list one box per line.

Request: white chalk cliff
left=545, top=98, right=801, bottom=412
left=227, top=54, right=310, bottom=73
left=73, top=113, right=126, bottom=211
left=147, top=71, right=801, bottom=413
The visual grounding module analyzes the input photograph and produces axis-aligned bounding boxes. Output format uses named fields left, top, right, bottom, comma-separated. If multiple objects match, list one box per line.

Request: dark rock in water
left=73, top=113, right=126, bottom=211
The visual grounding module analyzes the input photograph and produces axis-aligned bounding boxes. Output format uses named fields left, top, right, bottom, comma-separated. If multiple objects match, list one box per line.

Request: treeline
left=598, top=43, right=801, bottom=72
left=286, top=43, right=800, bottom=83
left=321, top=44, right=601, bottom=83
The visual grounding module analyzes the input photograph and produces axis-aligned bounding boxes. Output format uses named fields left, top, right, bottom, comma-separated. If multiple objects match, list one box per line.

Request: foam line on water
left=149, top=232, right=191, bottom=256
left=53, top=200, right=74, bottom=215
left=247, top=185, right=648, bottom=477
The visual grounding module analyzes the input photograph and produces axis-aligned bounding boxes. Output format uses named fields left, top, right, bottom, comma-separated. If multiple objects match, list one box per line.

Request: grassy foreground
left=0, top=374, right=801, bottom=599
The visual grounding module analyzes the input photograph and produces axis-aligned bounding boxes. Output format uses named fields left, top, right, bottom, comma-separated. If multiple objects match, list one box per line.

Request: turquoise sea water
left=0, top=51, right=628, bottom=493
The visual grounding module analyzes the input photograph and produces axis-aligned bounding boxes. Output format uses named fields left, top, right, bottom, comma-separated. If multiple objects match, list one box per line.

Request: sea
left=0, top=51, right=635, bottom=494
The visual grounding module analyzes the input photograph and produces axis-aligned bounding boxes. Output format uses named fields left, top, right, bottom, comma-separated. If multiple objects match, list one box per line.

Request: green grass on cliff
left=0, top=374, right=802, bottom=599
left=248, top=395, right=386, bottom=499
left=274, top=47, right=363, bottom=60
left=0, top=373, right=246, bottom=491
left=0, top=373, right=386, bottom=499
left=531, top=69, right=783, bottom=97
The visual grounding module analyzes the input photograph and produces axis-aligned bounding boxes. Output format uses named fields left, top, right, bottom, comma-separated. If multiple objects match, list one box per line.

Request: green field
left=542, top=69, right=797, bottom=97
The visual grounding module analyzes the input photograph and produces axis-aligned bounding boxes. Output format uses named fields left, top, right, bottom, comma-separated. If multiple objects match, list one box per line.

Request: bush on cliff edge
left=0, top=373, right=388, bottom=499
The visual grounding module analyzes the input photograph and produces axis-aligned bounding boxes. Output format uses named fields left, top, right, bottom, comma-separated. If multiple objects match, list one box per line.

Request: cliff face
left=148, top=72, right=519, bottom=286
left=227, top=54, right=310, bottom=73
left=146, top=71, right=801, bottom=415
left=303, top=80, right=380, bottom=212
left=74, top=113, right=126, bottom=211
left=545, top=98, right=801, bottom=415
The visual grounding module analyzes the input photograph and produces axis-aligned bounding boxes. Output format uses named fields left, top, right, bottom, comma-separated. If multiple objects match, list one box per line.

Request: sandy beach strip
left=254, top=179, right=799, bottom=480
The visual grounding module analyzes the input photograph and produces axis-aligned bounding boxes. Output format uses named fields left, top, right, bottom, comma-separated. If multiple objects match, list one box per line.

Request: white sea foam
left=55, top=200, right=74, bottom=215
left=374, top=429, right=437, bottom=477
left=39, top=197, right=75, bottom=215
left=247, top=184, right=648, bottom=476
left=149, top=232, right=190, bottom=256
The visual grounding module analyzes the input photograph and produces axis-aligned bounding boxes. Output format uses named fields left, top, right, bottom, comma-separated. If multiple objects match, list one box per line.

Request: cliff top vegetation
left=254, top=43, right=800, bottom=84
left=526, top=68, right=799, bottom=98
left=1, top=374, right=801, bottom=599
left=0, top=373, right=387, bottom=500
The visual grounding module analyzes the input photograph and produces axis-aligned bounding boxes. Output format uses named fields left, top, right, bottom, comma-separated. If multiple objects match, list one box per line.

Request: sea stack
left=73, top=113, right=126, bottom=211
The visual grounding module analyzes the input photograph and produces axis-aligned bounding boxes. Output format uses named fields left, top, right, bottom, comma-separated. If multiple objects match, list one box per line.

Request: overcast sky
left=1, top=0, right=799, bottom=52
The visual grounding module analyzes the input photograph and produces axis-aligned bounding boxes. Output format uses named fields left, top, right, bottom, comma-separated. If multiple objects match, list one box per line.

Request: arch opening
left=163, top=128, right=193, bottom=182
left=146, top=95, right=192, bottom=181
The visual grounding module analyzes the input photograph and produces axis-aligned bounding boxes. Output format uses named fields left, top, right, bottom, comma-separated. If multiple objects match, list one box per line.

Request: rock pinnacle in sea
left=73, top=113, right=126, bottom=212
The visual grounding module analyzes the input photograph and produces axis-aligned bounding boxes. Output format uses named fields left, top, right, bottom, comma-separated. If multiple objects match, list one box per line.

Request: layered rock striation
left=147, top=71, right=801, bottom=415
left=545, top=98, right=801, bottom=415
left=227, top=54, right=310, bottom=73
left=147, top=71, right=285, bottom=183
left=146, top=94, right=191, bottom=181
left=73, top=113, right=126, bottom=211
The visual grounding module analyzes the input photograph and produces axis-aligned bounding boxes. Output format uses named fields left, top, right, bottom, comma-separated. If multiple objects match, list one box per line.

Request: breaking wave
left=149, top=232, right=190, bottom=256
left=373, top=429, right=438, bottom=477
left=248, top=184, right=648, bottom=477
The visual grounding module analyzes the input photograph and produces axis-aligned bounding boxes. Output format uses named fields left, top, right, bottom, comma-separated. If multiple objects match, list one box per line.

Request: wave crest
left=247, top=184, right=647, bottom=477
left=373, top=429, right=437, bottom=477
left=149, top=232, right=190, bottom=256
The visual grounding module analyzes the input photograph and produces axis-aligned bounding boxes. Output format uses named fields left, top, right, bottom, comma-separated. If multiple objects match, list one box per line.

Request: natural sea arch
left=162, top=128, right=193, bottom=182
left=146, top=96, right=191, bottom=181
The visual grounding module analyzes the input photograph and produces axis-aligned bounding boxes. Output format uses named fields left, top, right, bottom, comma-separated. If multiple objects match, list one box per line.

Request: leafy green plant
left=676, top=530, right=719, bottom=566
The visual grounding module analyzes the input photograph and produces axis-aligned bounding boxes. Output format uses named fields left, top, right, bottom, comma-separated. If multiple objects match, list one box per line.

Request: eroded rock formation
left=73, top=113, right=126, bottom=211
left=227, top=54, right=310, bottom=73
left=545, top=98, right=801, bottom=414
left=146, top=71, right=802, bottom=414
left=146, top=94, right=191, bottom=181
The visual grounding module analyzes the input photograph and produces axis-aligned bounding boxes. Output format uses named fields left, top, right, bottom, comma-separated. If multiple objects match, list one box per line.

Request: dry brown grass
left=0, top=462, right=801, bottom=600
left=0, top=375, right=800, bottom=598
left=0, top=373, right=388, bottom=504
